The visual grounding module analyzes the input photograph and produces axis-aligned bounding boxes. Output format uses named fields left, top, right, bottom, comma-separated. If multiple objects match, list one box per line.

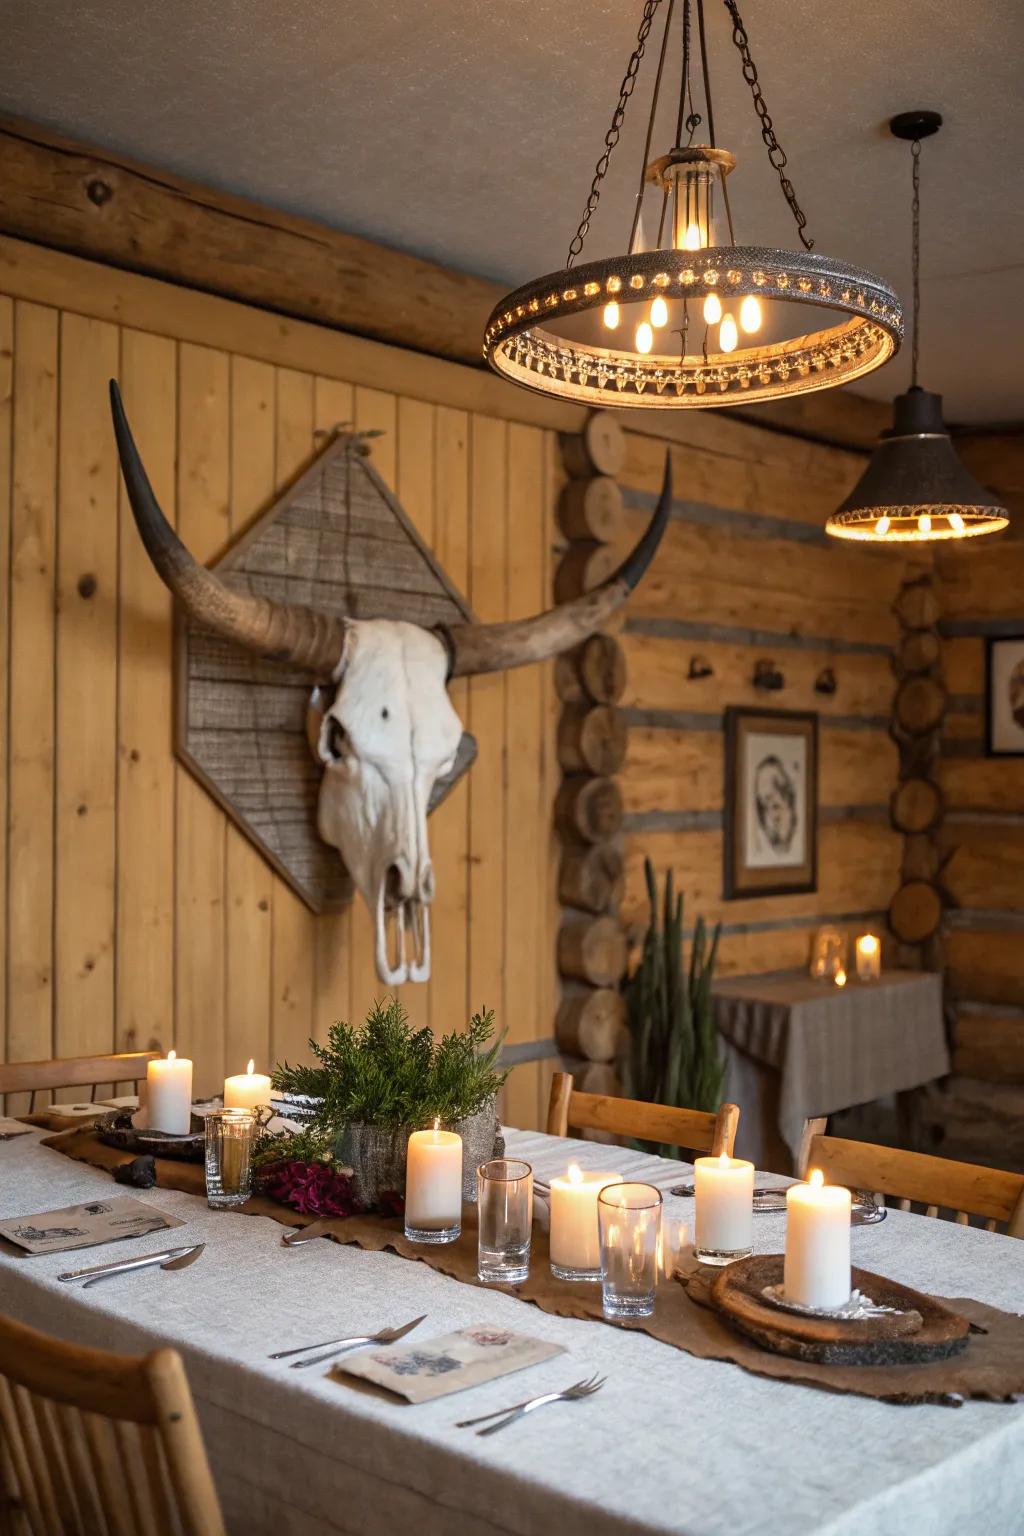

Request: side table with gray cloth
left=713, top=971, right=950, bottom=1172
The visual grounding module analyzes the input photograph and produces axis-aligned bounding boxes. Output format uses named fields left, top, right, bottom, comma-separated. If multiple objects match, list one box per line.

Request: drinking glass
left=205, top=1108, right=256, bottom=1208
left=477, top=1159, right=533, bottom=1284
left=597, top=1182, right=662, bottom=1320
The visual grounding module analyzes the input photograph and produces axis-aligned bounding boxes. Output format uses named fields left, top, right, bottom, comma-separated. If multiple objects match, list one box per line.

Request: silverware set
left=268, top=1313, right=427, bottom=1369
left=456, top=1373, right=607, bottom=1436
left=57, top=1244, right=205, bottom=1287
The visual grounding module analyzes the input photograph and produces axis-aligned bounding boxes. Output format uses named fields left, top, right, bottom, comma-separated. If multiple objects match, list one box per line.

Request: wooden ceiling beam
left=0, top=112, right=891, bottom=452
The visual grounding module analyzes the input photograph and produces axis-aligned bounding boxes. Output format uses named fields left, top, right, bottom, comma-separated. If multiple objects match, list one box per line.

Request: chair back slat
left=546, top=1073, right=739, bottom=1157
left=799, top=1119, right=1024, bottom=1236
left=0, top=1317, right=224, bottom=1536
left=0, top=1052, right=160, bottom=1101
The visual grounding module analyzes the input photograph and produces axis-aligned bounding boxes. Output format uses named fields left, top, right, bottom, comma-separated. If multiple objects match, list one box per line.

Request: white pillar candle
left=694, top=1153, right=754, bottom=1256
left=549, top=1165, right=621, bottom=1275
left=146, top=1050, right=193, bottom=1135
left=855, top=933, right=881, bottom=982
left=405, top=1121, right=463, bottom=1234
left=657, top=1216, right=690, bottom=1280
left=224, top=1059, right=272, bottom=1113
left=784, top=1169, right=852, bottom=1309
left=834, top=967, right=848, bottom=988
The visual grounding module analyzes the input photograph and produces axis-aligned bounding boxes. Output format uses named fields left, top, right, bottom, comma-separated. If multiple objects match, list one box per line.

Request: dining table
left=1, top=1122, right=1022, bottom=1536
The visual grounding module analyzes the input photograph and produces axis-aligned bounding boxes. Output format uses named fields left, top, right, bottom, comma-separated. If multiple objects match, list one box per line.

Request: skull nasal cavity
left=385, top=862, right=410, bottom=905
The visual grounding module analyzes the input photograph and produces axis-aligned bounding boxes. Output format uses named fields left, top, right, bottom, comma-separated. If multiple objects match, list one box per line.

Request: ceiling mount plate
left=889, top=110, right=943, bottom=142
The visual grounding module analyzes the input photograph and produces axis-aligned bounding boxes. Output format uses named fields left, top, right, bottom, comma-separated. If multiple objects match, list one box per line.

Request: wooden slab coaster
left=710, top=1255, right=971, bottom=1366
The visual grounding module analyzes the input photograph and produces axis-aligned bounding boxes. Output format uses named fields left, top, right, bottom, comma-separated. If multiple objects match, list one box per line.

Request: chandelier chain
left=566, top=0, right=664, bottom=267
left=911, top=138, right=921, bottom=388
left=722, top=0, right=814, bottom=250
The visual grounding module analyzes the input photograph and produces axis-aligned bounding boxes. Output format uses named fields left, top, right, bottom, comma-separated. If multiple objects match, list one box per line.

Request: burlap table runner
left=39, top=1121, right=1024, bottom=1407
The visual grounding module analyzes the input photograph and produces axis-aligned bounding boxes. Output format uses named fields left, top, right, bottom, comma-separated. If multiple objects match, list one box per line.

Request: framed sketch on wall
left=724, top=708, right=818, bottom=898
left=986, top=636, right=1024, bottom=757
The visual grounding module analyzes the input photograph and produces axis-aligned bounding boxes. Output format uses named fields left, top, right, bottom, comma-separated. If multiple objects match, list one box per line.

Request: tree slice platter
left=710, top=1255, right=971, bottom=1365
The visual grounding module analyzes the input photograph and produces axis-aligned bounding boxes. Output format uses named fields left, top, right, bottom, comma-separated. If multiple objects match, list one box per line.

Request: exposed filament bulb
left=949, top=512, right=965, bottom=534
left=650, top=295, right=668, bottom=329
left=635, top=321, right=654, bottom=355
left=681, top=222, right=703, bottom=251
left=603, top=301, right=620, bottom=330
left=719, top=313, right=738, bottom=353
left=740, top=295, right=762, bottom=334
left=703, top=293, right=722, bottom=326
left=918, top=513, right=932, bottom=535
left=875, top=515, right=891, bottom=536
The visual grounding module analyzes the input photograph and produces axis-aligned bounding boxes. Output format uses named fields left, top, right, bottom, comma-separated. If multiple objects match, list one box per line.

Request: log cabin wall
left=922, top=451, right=1024, bottom=1170
left=612, top=427, right=921, bottom=971
left=0, top=236, right=564, bottom=1129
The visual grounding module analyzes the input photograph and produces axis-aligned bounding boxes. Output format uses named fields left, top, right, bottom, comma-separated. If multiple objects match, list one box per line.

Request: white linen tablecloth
left=0, top=1126, right=1022, bottom=1536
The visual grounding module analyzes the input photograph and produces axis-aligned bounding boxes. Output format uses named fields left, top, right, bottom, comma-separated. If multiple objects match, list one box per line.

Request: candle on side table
left=694, top=1153, right=754, bottom=1265
left=224, top=1059, right=272, bottom=1113
left=549, top=1165, right=621, bottom=1281
left=784, top=1169, right=852, bottom=1309
left=855, top=933, right=881, bottom=982
left=146, top=1050, right=193, bottom=1134
left=404, top=1121, right=463, bottom=1244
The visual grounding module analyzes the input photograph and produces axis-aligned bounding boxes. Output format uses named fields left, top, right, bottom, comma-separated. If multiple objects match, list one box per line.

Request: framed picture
left=724, top=708, right=818, bottom=899
left=985, top=636, right=1024, bottom=757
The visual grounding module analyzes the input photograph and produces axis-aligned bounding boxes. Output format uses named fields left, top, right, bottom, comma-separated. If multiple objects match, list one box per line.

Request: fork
left=268, top=1314, right=426, bottom=1368
left=456, top=1374, right=606, bottom=1435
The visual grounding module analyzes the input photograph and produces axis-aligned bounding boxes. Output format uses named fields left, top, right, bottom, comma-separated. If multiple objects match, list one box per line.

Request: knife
left=57, top=1243, right=205, bottom=1287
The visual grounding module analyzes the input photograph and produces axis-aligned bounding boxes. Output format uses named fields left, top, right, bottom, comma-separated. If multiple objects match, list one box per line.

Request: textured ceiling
left=1, top=0, right=1021, bottom=423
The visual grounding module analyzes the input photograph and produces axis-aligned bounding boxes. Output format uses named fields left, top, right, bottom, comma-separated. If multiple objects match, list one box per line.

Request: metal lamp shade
left=826, top=387, right=1009, bottom=542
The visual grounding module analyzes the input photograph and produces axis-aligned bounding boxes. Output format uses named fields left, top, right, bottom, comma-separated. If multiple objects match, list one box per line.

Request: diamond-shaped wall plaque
left=175, top=433, right=477, bottom=913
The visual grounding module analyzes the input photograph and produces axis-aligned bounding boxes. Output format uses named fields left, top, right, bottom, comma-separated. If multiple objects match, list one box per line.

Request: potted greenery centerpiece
left=260, top=998, right=508, bottom=1213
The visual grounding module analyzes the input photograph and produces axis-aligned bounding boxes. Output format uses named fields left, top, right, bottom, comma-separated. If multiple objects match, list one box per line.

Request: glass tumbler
left=477, top=1159, right=533, bottom=1284
left=597, top=1182, right=662, bottom=1320
left=205, top=1108, right=256, bottom=1209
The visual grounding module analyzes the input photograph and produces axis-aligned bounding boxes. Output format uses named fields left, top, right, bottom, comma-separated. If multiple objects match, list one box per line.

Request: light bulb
left=740, top=295, right=762, bottom=333
left=682, top=222, right=703, bottom=251
left=719, top=313, right=738, bottom=353
left=875, top=515, right=891, bottom=536
left=919, top=513, right=932, bottom=535
left=603, top=300, right=620, bottom=330
left=650, top=295, right=668, bottom=328
left=949, top=511, right=965, bottom=534
left=703, top=292, right=722, bottom=325
left=635, top=321, right=654, bottom=354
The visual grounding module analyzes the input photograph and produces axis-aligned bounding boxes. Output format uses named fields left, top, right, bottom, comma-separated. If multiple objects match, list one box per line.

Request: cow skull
left=110, top=382, right=670, bottom=984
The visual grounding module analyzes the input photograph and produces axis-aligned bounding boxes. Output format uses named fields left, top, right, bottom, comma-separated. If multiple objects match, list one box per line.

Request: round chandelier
left=483, top=0, right=903, bottom=410
left=826, top=112, right=1009, bottom=543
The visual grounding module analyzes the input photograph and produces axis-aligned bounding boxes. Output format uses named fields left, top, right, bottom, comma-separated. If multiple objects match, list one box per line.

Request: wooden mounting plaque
left=176, top=432, right=477, bottom=913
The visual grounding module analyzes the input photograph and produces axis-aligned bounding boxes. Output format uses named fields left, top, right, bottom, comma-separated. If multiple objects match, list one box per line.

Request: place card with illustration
left=0, top=1196, right=185, bottom=1256
left=0, top=1118, right=33, bottom=1141
left=335, top=1325, right=565, bottom=1404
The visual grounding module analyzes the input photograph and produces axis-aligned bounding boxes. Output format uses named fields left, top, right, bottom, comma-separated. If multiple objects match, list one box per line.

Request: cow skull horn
left=439, top=453, right=672, bottom=678
left=109, top=381, right=347, bottom=676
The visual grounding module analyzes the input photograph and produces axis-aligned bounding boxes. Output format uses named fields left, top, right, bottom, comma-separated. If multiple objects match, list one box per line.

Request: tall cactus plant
left=624, top=858, right=725, bottom=1158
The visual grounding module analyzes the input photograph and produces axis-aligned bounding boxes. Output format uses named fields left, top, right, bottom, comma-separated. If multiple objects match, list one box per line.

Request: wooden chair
left=798, top=1118, right=1024, bottom=1237
left=0, top=1052, right=160, bottom=1114
left=0, top=1311, right=226, bottom=1536
left=546, top=1071, right=739, bottom=1157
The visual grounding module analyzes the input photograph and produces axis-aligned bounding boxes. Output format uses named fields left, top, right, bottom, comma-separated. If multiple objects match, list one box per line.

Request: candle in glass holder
left=694, top=1153, right=754, bottom=1265
left=855, top=933, right=881, bottom=983
left=784, top=1169, right=851, bottom=1309
left=834, top=967, right=848, bottom=989
left=549, top=1164, right=621, bottom=1280
left=404, top=1120, right=463, bottom=1243
left=224, top=1058, right=272, bottom=1113
left=146, top=1050, right=193, bottom=1134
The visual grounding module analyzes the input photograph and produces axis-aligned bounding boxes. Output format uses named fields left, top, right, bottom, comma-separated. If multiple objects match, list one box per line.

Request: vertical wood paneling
left=0, top=297, right=12, bottom=1073
left=396, top=395, right=435, bottom=1034
left=224, top=355, right=275, bottom=1077
left=116, top=330, right=176, bottom=1056
left=429, top=407, right=471, bottom=1037
left=54, top=315, right=120, bottom=1072
left=175, top=344, right=229, bottom=1095
left=467, top=415, right=507, bottom=1076
left=502, top=423, right=545, bottom=1127
left=270, top=368, right=316, bottom=1067
left=311, top=375, right=355, bottom=1047
left=350, top=387, right=398, bottom=1025
left=7, top=302, right=57, bottom=1078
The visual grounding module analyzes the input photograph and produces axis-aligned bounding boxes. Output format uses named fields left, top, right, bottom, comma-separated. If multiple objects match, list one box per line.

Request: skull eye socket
left=326, top=718, right=349, bottom=761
